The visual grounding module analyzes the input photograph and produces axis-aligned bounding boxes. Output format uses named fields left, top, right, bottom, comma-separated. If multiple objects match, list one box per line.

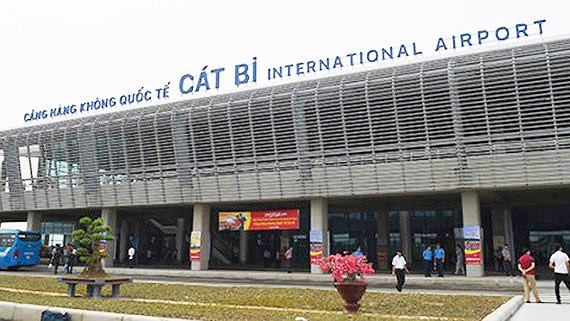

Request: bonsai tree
left=71, top=216, right=114, bottom=278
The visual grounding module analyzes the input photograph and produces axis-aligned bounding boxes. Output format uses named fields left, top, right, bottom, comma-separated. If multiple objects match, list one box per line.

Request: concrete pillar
left=119, top=220, right=129, bottom=263
left=376, top=210, right=389, bottom=271
left=176, top=218, right=185, bottom=262
left=191, top=204, right=210, bottom=270
left=101, top=208, right=118, bottom=268
left=461, top=191, right=484, bottom=277
left=239, top=230, right=248, bottom=264
left=399, top=211, right=412, bottom=266
left=26, top=212, right=42, bottom=232
left=310, top=198, right=328, bottom=274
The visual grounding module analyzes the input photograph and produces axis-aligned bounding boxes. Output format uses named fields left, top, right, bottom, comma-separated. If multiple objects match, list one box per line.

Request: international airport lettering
left=23, top=83, right=171, bottom=123
left=22, top=18, right=546, bottom=123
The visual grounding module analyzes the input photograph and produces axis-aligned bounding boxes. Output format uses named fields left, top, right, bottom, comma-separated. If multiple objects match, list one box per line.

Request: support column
left=119, top=220, right=128, bottom=263
left=399, top=211, right=412, bottom=266
left=191, top=204, right=210, bottom=270
left=176, top=218, right=185, bottom=262
left=310, top=198, right=328, bottom=274
left=101, top=208, right=118, bottom=268
left=377, top=210, right=389, bottom=271
left=26, top=212, right=42, bottom=232
left=461, top=191, right=484, bottom=277
left=239, top=230, right=248, bottom=264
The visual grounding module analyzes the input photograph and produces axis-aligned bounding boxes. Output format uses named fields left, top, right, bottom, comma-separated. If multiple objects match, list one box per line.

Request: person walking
left=495, top=246, right=504, bottom=273
left=51, top=244, right=63, bottom=275
left=422, top=245, right=433, bottom=277
left=66, top=244, right=76, bottom=274
left=454, top=244, right=465, bottom=275
left=518, top=248, right=542, bottom=303
left=284, top=246, right=293, bottom=273
left=392, top=249, right=409, bottom=292
left=62, top=244, right=70, bottom=273
left=549, top=244, right=570, bottom=304
left=128, top=245, right=136, bottom=268
left=434, top=243, right=445, bottom=277
left=502, top=243, right=515, bottom=276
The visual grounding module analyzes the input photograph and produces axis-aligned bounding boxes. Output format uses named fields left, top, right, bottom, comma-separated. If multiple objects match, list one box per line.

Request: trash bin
left=41, top=310, right=71, bottom=321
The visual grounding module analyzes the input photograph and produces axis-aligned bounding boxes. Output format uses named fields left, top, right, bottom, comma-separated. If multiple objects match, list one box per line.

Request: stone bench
left=57, top=277, right=132, bottom=299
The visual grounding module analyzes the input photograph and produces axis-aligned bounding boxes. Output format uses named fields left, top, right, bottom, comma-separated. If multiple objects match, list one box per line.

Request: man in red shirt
left=518, top=248, right=542, bottom=303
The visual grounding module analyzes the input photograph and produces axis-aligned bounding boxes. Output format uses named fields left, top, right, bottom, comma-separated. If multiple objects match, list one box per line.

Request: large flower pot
left=334, top=279, right=368, bottom=312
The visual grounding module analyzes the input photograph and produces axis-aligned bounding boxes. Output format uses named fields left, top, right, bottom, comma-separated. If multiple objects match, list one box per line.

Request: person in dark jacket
left=51, top=244, right=63, bottom=275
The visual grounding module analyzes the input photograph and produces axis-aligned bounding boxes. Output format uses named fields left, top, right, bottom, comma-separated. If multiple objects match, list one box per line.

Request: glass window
left=0, top=234, right=16, bottom=247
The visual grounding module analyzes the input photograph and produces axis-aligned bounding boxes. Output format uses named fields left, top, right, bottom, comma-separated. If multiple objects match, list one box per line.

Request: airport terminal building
left=1, top=39, right=570, bottom=276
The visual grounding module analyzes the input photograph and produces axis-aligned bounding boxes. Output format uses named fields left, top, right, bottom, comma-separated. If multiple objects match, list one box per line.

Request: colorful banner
left=310, top=230, right=323, bottom=265
left=219, top=209, right=299, bottom=231
left=464, top=240, right=482, bottom=265
left=190, top=231, right=201, bottom=262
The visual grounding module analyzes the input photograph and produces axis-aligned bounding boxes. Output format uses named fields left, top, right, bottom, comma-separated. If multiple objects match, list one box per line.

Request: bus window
left=0, top=234, right=16, bottom=247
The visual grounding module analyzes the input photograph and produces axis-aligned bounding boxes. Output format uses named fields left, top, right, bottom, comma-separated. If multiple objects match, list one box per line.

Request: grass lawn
left=0, top=275, right=508, bottom=321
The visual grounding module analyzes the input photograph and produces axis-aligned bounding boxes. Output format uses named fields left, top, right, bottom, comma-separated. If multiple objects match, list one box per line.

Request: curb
left=0, top=300, right=197, bottom=321
left=482, top=295, right=523, bottom=321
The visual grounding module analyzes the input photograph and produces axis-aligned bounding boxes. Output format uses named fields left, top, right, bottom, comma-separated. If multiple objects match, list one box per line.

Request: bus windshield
left=0, top=234, right=16, bottom=247
left=18, top=232, right=41, bottom=242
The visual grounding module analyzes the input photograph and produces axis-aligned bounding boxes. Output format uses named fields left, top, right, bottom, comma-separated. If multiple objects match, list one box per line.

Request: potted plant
left=72, top=216, right=114, bottom=278
left=56, top=216, right=132, bottom=299
left=319, top=254, right=375, bottom=312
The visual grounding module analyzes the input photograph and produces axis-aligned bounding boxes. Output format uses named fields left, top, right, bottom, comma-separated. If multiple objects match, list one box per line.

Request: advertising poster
left=219, top=209, right=299, bottom=231
left=219, top=212, right=251, bottom=231
left=464, top=240, right=482, bottom=265
left=190, top=231, right=201, bottom=262
left=463, top=225, right=481, bottom=240
left=310, top=230, right=323, bottom=265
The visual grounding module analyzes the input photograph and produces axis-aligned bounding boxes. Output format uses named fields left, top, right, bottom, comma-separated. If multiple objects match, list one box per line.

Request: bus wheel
left=8, top=266, right=20, bottom=271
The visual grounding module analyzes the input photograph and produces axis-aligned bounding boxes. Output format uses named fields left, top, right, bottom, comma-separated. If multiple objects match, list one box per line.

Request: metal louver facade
left=2, top=39, right=570, bottom=211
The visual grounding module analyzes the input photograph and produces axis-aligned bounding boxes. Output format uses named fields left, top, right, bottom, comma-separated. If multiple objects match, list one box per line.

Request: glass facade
left=326, top=207, right=460, bottom=271
left=210, top=204, right=310, bottom=271
left=513, top=205, right=570, bottom=273
left=329, top=211, right=377, bottom=259
left=40, top=221, right=75, bottom=246
left=411, top=209, right=460, bottom=268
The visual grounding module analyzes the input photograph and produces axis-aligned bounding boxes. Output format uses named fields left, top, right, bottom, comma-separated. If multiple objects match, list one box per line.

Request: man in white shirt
left=128, top=246, right=136, bottom=268
left=549, top=244, right=570, bottom=304
left=392, top=249, right=410, bottom=292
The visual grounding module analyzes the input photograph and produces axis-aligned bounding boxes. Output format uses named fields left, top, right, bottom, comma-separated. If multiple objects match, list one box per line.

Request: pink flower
left=319, top=253, right=375, bottom=282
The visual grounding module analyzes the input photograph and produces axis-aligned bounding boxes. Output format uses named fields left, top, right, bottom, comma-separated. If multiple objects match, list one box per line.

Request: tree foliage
left=71, top=216, right=114, bottom=278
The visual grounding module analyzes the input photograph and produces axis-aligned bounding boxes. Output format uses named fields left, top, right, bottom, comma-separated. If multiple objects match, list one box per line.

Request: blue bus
left=0, top=230, right=42, bottom=270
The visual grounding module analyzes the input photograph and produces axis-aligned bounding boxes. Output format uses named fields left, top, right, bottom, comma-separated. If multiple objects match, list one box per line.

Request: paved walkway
left=509, top=283, right=570, bottom=321
left=510, top=302, right=570, bottom=321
